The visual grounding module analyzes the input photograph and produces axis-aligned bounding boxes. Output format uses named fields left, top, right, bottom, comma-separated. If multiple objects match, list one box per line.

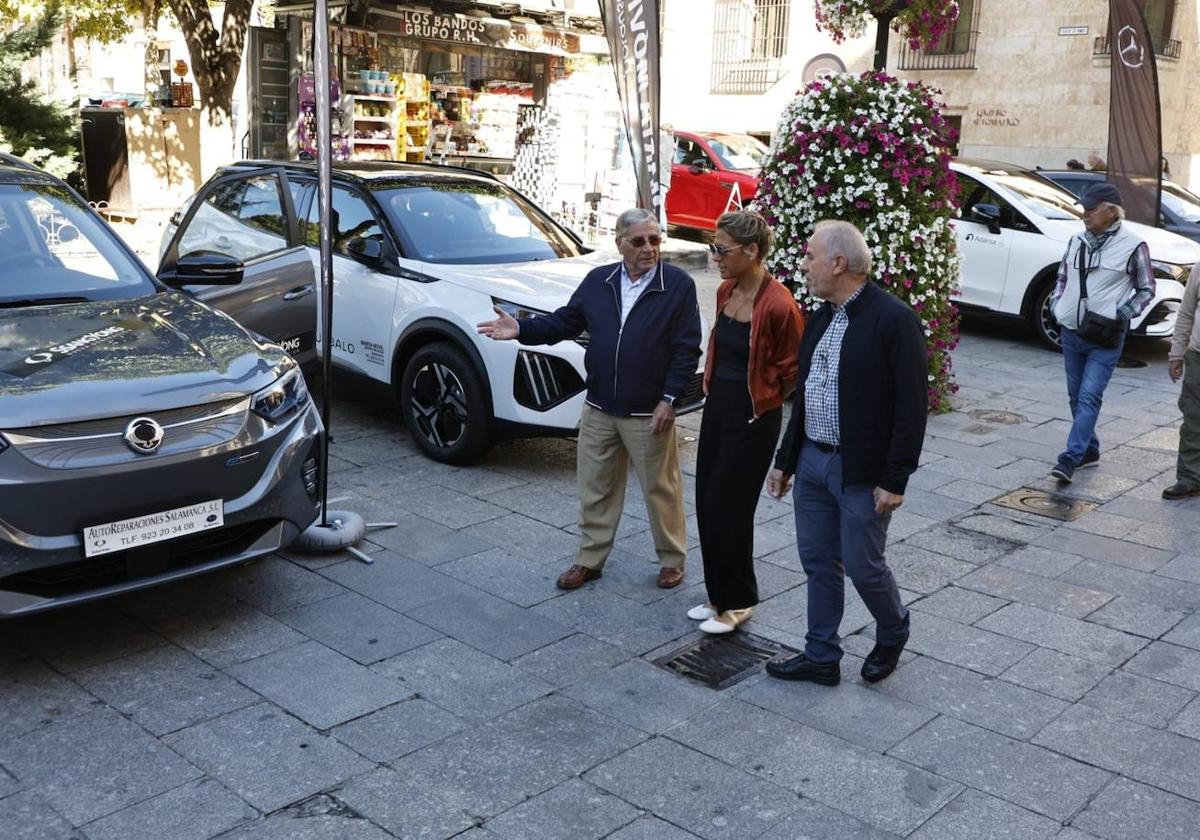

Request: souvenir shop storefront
left=261, top=1, right=632, bottom=233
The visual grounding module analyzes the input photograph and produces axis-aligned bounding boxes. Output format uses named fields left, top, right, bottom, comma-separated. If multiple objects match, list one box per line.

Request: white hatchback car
left=158, top=161, right=705, bottom=463
left=950, top=159, right=1199, bottom=348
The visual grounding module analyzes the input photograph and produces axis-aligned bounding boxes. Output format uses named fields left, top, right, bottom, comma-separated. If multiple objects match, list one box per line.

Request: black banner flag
left=1107, top=0, right=1162, bottom=226
left=599, top=0, right=662, bottom=219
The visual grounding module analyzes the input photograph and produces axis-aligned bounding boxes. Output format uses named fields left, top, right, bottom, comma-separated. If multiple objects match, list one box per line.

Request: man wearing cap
left=1049, top=183, right=1155, bottom=483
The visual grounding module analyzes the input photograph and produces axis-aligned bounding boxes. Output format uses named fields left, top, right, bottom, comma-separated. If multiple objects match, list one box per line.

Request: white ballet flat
left=687, top=604, right=718, bottom=621
left=699, top=608, right=754, bottom=635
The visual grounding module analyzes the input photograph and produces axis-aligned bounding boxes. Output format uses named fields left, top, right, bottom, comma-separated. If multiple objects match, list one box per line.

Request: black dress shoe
left=861, top=638, right=908, bottom=683
left=1163, top=482, right=1200, bottom=500
left=765, top=654, right=840, bottom=686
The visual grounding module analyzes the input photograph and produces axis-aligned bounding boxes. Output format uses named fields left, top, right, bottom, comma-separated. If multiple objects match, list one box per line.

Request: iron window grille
left=1095, top=0, right=1180, bottom=60
left=897, top=0, right=978, bottom=70
left=710, top=0, right=791, bottom=95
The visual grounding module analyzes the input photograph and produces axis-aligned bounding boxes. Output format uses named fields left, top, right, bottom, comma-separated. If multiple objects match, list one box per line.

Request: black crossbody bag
left=1075, top=241, right=1127, bottom=349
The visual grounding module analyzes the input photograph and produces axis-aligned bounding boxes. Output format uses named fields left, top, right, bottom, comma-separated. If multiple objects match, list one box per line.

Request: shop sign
left=392, top=9, right=580, bottom=54
left=1058, top=26, right=1089, bottom=36
left=972, top=107, right=1020, bottom=128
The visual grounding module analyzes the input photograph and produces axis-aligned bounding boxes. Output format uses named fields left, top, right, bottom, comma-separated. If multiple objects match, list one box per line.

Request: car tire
left=399, top=342, right=493, bottom=464
left=1030, top=280, right=1063, bottom=351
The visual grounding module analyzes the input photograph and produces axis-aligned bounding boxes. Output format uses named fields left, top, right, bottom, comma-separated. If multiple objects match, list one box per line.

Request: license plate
left=83, top=499, right=224, bottom=558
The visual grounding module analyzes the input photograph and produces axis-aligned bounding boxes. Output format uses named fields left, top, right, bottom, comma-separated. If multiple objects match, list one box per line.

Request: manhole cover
left=991, top=488, right=1097, bottom=522
left=969, top=409, right=1027, bottom=426
left=1117, top=356, right=1149, bottom=369
left=654, top=633, right=790, bottom=690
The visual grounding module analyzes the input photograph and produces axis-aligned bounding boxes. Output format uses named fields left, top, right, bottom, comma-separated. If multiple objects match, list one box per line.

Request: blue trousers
left=1059, top=327, right=1124, bottom=466
left=793, top=441, right=909, bottom=663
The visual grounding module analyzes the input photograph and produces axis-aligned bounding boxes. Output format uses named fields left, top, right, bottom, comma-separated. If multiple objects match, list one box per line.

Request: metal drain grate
left=969, top=409, right=1027, bottom=426
left=991, top=488, right=1097, bottom=522
left=654, top=633, right=790, bottom=690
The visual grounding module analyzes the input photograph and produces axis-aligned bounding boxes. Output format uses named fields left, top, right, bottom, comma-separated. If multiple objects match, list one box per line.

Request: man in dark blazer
left=478, top=208, right=702, bottom=591
left=765, top=220, right=928, bottom=686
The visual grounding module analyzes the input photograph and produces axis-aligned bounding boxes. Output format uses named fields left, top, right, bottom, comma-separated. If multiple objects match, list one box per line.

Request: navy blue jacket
left=517, top=261, right=702, bottom=416
left=774, top=281, right=928, bottom=494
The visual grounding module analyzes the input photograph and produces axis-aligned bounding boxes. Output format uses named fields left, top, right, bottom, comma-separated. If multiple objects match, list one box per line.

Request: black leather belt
left=810, top=439, right=840, bottom=454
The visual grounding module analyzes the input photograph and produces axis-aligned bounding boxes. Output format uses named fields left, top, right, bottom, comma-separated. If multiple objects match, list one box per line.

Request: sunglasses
left=623, top=235, right=663, bottom=248
left=708, top=242, right=743, bottom=257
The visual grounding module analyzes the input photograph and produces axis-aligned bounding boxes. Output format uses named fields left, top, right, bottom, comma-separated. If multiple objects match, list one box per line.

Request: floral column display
left=754, top=71, right=961, bottom=412
left=815, top=0, right=961, bottom=51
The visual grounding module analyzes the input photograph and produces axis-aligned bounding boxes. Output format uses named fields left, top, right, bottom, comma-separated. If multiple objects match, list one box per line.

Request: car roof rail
left=0, top=151, right=43, bottom=173
left=229, top=158, right=502, bottom=184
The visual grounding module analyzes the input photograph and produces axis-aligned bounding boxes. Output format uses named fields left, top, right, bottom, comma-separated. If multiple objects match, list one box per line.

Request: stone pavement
left=4, top=293, right=1200, bottom=838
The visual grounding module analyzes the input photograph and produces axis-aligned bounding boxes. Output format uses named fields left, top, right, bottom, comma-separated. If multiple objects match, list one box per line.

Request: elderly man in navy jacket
left=765, top=220, right=927, bottom=686
left=478, top=208, right=702, bottom=591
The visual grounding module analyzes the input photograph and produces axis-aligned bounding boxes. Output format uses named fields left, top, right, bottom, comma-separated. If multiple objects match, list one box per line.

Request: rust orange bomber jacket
left=703, top=273, right=804, bottom=418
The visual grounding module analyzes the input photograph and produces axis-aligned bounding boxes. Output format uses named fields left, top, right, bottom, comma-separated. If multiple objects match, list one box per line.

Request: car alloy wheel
left=1033, top=282, right=1063, bottom=350
left=400, top=341, right=492, bottom=463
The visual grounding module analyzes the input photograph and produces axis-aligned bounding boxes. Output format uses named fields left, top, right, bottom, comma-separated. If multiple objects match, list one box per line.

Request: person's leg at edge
left=837, top=482, right=908, bottom=645
left=621, top=413, right=687, bottom=570
left=695, top=391, right=721, bottom=606
left=793, top=442, right=846, bottom=663
left=1177, top=348, right=1200, bottom=487
left=575, top=404, right=630, bottom=570
left=1063, top=332, right=1122, bottom=465
left=1059, top=328, right=1089, bottom=465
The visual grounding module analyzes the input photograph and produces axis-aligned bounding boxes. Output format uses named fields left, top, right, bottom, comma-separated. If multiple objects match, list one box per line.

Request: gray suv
left=0, top=161, right=323, bottom=617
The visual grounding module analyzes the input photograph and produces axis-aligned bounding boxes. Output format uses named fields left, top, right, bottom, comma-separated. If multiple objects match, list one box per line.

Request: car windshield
left=371, top=177, right=583, bottom=264
left=1161, top=182, right=1200, bottom=223
left=986, top=171, right=1083, bottom=220
left=706, top=134, right=769, bottom=171
left=0, top=180, right=154, bottom=306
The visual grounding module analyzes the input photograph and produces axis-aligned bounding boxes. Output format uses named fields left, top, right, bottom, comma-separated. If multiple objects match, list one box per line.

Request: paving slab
left=334, top=766, right=480, bottom=839
left=74, top=645, right=259, bottom=736
left=1060, top=560, right=1200, bottom=612
left=510, top=633, right=631, bottom=687
left=1085, top=596, right=1186, bottom=640
left=0, top=708, right=201, bottom=825
left=886, top=544, right=977, bottom=594
left=1079, top=670, right=1194, bottom=728
left=908, top=586, right=1008, bottom=624
left=227, top=641, right=411, bottom=730
left=667, top=700, right=961, bottom=835
left=903, top=524, right=1021, bottom=564
left=1034, top=529, right=1175, bottom=573
left=1156, top=554, right=1200, bottom=584
left=562, top=659, right=720, bottom=733
left=997, top=545, right=1084, bottom=578
left=1162, top=613, right=1200, bottom=651
left=360, top=510, right=495, bottom=566
left=1122, top=641, right=1200, bottom=691
left=438, top=548, right=566, bottom=607
left=406, top=591, right=573, bottom=660
left=908, top=789, right=1061, bottom=840
left=957, top=564, right=1112, bottom=617
left=977, top=604, right=1146, bottom=665
left=877, top=654, right=1070, bottom=739
left=371, top=638, right=553, bottom=722
left=13, top=605, right=166, bottom=672
left=156, top=601, right=306, bottom=668
left=318, top=552, right=476, bottom=614
left=532, top=591, right=695, bottom=655
left=81, top=778, right=257, bottom=840
left=889, top=715, right=1111, bottom=821
left=215, top=557, right=347, bottom=616
left=952, top=511, right=1054, bottom=545
left=164, top=703, right=372, bottom=813
left=1033, top=703, right=1200, bottom=800
left=274, top=592, right=442, bottom=665
left=1070, top=776, right=1200, bottom=840
left=585, top=737, right=799, bottom=840
left=606, top=816, right=703, bottom=839
left=754, top=798, right=901, bottom=839
left=0, top=790, right=81, bottom=840
left=1169, top=696, right=1200, bottom=740
left=999, top=647, right=1113, bottom=702
left=483, top=778, right=639, bottom=839
left=220, top=794, right=395, bottom=839
left=480, top=482, right=581, bottom=528
left=0, top=662, right=101, bottom=742
left=902, top=611, right=1035, bottom=676
left=330, top=697, right=464, bottom=762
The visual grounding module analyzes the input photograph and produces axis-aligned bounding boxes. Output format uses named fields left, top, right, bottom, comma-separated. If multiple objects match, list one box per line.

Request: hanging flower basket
left=815, top=0, right=961, bottom=51
left=753, top=71, right=961, bottom=412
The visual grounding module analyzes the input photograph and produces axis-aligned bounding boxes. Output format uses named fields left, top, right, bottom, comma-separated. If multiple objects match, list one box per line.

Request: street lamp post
left=872, top=0, right=912, bottom=70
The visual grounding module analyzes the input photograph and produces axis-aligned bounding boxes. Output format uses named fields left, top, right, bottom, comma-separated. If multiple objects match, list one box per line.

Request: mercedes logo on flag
left=1117, top=25, right=1144, bottom=68
left=124, top=417, right=165, bottom=455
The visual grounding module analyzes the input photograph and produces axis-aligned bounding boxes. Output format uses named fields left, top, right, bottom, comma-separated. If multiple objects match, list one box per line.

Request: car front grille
left=0, top=519, right=280, bottom=599
left=513, top=350, right=585, bottom=411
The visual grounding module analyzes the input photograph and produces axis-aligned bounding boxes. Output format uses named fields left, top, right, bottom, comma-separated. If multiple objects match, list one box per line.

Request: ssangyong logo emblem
left=124, top=417, right=165, bottom=455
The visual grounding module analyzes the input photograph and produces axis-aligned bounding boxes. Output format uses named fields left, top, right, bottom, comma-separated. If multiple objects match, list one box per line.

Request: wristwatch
left=663, top=394, right=680, bottom=409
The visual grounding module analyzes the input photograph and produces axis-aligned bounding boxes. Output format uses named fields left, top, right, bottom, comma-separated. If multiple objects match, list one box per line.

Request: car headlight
left=251, top=365, right=309, bottom=423
left=492, top=297, right=589, bottom=348
left=1151, top=260, right=1190, bottom=284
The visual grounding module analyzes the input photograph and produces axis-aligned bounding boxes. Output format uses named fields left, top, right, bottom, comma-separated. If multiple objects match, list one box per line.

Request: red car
left=666, top=131, right=768, bottom=233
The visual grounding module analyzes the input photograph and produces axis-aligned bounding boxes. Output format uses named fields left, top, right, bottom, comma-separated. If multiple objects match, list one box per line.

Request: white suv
left=158, top=162, right=704, bottom=463
left=950, top=159, right=1198, bottom=348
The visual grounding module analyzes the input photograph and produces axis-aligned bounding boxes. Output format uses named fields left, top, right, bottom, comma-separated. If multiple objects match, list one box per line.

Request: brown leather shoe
left=656, top=567, right=685, bottom=588
left=556, top=564, right=602, bottom=590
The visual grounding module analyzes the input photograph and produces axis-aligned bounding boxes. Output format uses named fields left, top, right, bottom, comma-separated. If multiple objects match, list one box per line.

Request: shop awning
left=369, top=3, right=608, bottom=55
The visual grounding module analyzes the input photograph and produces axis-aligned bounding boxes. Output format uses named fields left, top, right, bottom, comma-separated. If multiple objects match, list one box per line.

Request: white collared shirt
left=619, top=262, right=656, bottom=326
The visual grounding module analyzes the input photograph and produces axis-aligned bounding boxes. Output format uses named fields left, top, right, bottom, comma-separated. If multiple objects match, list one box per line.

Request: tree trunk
left=143, top=0, right=163, bottom=102
left=64, top=19, right=78, bottom=81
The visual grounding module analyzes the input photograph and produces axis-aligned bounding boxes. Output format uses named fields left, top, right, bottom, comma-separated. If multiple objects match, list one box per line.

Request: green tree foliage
left=0, top=1, right=79, bottom=177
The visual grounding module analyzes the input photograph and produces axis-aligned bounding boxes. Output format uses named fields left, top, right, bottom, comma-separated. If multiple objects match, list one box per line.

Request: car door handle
left=282, top=285, right=314, bottom=301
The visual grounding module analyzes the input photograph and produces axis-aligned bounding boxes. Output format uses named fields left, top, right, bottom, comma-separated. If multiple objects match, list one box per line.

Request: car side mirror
left=688, top=159, right=713, bottom=176
left=346, top=237, right=383, bottom=265
left=970, top=203, right=1002, bottom=234
left=160, top=253, right=245, bottom=287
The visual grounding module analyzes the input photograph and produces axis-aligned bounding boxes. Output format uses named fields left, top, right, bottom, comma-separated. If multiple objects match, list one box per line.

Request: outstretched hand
left=477, top=306, right=519, bottom=341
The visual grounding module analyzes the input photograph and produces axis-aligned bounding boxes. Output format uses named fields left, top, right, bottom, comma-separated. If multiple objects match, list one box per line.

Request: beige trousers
left=575, top=403, right=687, bottom=570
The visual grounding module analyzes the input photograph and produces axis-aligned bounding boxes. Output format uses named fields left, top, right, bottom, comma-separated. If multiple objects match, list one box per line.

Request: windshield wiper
left=0, top=296, right=90, bottom=309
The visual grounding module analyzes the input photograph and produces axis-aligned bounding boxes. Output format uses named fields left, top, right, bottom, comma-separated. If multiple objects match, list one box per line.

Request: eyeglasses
left=623, top=235, right=663, bottom=248
left=708, top=242, right=743, bottom=257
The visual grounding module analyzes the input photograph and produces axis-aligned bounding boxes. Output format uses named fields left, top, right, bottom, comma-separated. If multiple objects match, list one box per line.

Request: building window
left=711, top=0, right=791, bottom=94
left=925, top=0, right=975, bottom=55
left=1095, top=0, right=1180, bottom=60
